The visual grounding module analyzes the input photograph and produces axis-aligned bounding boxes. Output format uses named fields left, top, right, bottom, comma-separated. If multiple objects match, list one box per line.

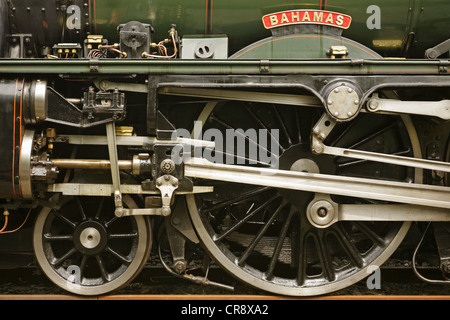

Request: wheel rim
left=186, top=101, right=420, bottom=296
left=33, top=195, right=151, bottom=295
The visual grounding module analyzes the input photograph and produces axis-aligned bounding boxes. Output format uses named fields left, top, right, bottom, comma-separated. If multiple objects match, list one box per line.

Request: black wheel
left=33, top=195, right=151, bottom=295
left=186, top=101, right=420, bottom=296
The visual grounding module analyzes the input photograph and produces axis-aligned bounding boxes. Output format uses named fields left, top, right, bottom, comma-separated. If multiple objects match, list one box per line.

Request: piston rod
left=52, top=159, right=132, bottom=170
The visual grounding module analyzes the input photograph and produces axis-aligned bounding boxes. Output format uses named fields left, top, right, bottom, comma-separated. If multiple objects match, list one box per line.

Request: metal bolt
left=334, top=88, right=340, bottom=93
left=368, top=100, right=378, bottom=111
left=318, top=207, right=328, bottom=217
left=161, top=207, right=171, bottom=216
left=173, top=260, right=187, bottom=274
left=444, top=262, right=450, bottom=273
left=160, top=159, right=175, bottom=174
left=347, top=88, right=353, bottom=93
left=313, top=143, right=324, bottom=154
left=327, top=99, right=333, bottom=105
left=354, top=100, right=359, bottom=105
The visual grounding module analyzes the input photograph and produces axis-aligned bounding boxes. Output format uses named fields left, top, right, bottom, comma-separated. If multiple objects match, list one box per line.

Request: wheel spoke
left=333, top=225, right=365, bottom=268
left=79, top=255, right=87, bottom=282
left=316, top=230, right=335, bottom=282
left=109, top=231, right=138, bottom=239
left=210, top=115, right=279, bottom=159
left=353, top=222, right=387, bottom=246
left=246, top=105, right=284, bottom=152
left=44, top=234, right=73, bottom=241
left=95, top=255, right=110, bottom=282
left=105, top=215, right=119, bottom=228
left=344, top=121, right=398, bottom=150
left=272, top=104, right=292, bottom=146
left=52, top=247, right=77, bottom=267
left=296, top=232, right=307, bottom=285
left=213, top=195, right=279, bottom=242
left=201, top=186, right=271, bottom=213
left=294, top=107, right=302, bottom=144
left=266, top=208, right=295, bottom=280
left=95, top=197, right=105, bottom=219
left=52, top=210, right=76, bottom=229
left=75, top=197, right=87, bottom=220
left=106, top=246, right=132, bottom=265
left=238, top=202, right=287, bottom=266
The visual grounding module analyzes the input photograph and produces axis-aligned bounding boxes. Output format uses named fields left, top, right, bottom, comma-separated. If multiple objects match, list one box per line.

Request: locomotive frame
left=0, top=0, right=449, bottom=296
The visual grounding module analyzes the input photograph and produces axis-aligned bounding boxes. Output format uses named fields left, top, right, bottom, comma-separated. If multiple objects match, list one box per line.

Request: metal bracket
left=259, top=59, right=270, bottom=73
left=156, top=175, right=179, bottom=216
left=89, top=59, right=99, bottom=72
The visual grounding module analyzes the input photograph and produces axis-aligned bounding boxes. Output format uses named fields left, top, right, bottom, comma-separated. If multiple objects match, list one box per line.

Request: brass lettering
left=302, top=11, right=311, bottom=22
left=336, top=15, right=344, bottom=25
left=280, top=13, right=289, bottom=24
left=314, top=11, right=323, bottom=22
left=291, top=11, right=300, bottom=22
left=325, top=13, right=334, bottom=24
left=270, top=15, right=278, bottom=26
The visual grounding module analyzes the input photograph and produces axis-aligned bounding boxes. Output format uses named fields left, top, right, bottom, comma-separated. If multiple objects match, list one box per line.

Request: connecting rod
left=184, top=158, right=450, bottom=209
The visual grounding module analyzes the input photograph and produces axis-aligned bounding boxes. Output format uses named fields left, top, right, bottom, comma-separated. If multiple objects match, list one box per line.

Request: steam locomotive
left=0, top=0, right=449, bottom=296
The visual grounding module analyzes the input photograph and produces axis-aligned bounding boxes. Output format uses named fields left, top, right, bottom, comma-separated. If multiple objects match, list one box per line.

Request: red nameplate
left=262, top=10, right=352, bottom=30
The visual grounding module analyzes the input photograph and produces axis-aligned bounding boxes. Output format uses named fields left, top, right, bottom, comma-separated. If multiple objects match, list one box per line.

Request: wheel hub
left=73, top=220, right=108, bottom=255
left=290, top=158, right=320, bottom=174
left=278, top=144, right=334, bottom=210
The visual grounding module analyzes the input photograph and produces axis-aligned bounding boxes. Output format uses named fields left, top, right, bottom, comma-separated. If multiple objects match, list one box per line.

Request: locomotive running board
left=184, top=158, right=450, bottom=214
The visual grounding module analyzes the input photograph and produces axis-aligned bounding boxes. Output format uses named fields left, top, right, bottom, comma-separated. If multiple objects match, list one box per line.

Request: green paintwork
left=91, top=0, right=450, bottom=58
left=229, top=34, right=381, bottom=60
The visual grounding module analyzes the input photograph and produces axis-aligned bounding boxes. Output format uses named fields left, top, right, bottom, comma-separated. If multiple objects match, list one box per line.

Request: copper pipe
left=52, top=159, right=133, bottom=170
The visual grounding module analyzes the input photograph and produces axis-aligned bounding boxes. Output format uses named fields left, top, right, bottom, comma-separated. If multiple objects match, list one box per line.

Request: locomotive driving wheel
left=186, top=100, right=420, bottom=296
left=33, top=195, right=151, bottom=296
